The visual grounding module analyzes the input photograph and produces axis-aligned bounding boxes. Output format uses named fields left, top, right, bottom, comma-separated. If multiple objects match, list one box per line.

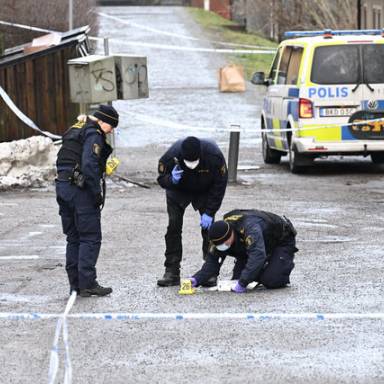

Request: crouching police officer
left=157, top=136, right=228, bottom=287
left=188, top=209, right=298, bottom=292
left=55, top=105, right=119, bottom=297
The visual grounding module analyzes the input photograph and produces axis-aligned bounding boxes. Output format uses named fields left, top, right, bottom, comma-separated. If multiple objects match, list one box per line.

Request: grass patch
left=188, top=8, right=277, bottom=79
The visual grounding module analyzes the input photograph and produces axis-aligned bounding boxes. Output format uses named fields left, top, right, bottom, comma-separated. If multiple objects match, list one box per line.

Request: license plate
left=319, top=107, right=356, bottom=117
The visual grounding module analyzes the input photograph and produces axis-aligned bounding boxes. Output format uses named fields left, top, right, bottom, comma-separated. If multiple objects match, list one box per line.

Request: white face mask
left=184, top=159, right=200, bottom=169
left=216, top=243, right=230, bottom=252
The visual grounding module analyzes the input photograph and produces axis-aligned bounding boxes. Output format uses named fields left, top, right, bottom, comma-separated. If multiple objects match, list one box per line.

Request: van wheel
left=262, top=132, right=281, bottom=164
left=289, top=146, right=312, bottom=173
left=371, top=152, right=384, bottom=164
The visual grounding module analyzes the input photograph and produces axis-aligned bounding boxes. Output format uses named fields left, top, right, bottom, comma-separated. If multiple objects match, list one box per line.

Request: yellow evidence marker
left=106, top=157, right=120, bottom=176
left=178, top=279, right=196, bottom=295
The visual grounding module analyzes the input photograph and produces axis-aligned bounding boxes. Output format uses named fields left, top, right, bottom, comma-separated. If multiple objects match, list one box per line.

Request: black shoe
left=157, top=271, right=180, bottom=287
left=79, top=282, right=113, bottom=297
left=201, top=276, right=217, bottom=288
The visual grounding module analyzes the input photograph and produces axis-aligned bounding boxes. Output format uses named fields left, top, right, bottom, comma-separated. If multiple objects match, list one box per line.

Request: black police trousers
left=164, top=196, right=210, bottom=273
left=232, top=234, right=297, bottom=288
left=56, top=180, right=102, bottom=291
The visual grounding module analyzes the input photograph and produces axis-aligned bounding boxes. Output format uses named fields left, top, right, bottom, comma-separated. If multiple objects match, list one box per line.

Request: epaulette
left=71, top=121, right=86, bottom=129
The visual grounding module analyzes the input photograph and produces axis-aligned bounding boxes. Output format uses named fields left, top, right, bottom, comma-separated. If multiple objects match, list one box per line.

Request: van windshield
left=311, top=44, right=384, bottom=85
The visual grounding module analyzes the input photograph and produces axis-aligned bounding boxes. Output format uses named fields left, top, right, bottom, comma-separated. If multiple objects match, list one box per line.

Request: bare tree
left=0, top=0, right=98, bottom=50
left=246, top=0, right=357, bottom=41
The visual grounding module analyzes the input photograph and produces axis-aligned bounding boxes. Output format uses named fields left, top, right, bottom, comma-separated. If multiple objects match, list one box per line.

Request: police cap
left=209, top=220, right=232, bottom=245
left=94, top=105, right=119, bottom=128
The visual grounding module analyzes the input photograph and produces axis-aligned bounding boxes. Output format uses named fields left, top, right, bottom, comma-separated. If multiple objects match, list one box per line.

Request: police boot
left=157, top=271, right=180, bottom=287
left=79, top=282, right=113, bottom=297
left=201, top=276, right=217, bottom=288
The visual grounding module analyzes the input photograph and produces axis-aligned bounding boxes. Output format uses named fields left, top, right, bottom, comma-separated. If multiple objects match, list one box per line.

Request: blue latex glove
left=200, top=213, right=213, bottom=229
left=189, top=277, right=198, bottom=288
left=231, top=282, right=247, bottom=293
left=171, top=165, right=184, bottom=184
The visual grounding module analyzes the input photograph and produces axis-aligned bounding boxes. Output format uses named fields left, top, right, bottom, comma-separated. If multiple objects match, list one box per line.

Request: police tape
left=1, top=311, right=384, bottom=320
left=0, top=20, right=54, bottom=33
left=121, top=111, right=384, bottom=134
left=89, top=35, right=276, bottom=55
left=48, top=291, right=76, bottom=384
left=0, top=19, right=275, bottom=55
left=0, top=86, right=62, bottom=140
left=96, top=11, right=277, bottom=51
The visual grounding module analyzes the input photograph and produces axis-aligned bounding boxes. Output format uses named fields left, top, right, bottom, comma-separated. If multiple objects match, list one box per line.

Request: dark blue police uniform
left=56, top=118, right=112, bottom=293
left=157, top=138, right=228, bottom=279
left=193, top=209, right=298, bottom=289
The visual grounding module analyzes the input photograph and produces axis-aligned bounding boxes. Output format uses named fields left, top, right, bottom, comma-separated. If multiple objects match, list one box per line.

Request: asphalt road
left=0, top=6, right=383, bottom=384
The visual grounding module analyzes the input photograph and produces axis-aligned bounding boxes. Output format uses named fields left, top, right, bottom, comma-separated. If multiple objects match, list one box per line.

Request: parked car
left=252, top=29, right=384, bottom=173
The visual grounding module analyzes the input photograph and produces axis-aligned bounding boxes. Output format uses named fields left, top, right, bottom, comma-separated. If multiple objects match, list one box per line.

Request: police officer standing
left=55, top=105, right=119, bottom=297
left=188, top=209, right=298, bottom=292
left=157, top=136, right=228, bottom=287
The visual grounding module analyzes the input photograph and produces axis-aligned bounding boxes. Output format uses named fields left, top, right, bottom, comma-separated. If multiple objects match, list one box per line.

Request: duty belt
left=56, top=171, right=73, bottom=182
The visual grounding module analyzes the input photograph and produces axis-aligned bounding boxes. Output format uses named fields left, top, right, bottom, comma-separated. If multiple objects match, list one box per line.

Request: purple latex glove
left=200, top=213, right=213, bottom=229
left=231, top=281, right=247, bottom=293
left=171, top=165, right=184, bottom=184
left=189, top=277, right=198, bottom=287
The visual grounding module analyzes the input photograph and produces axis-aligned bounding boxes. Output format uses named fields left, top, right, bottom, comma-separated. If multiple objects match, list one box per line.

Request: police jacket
left=157, top=139, right=228, bottom=216
left=193, top=209, right=296, bottom=287
left=56, top=118, right=112, bottom=197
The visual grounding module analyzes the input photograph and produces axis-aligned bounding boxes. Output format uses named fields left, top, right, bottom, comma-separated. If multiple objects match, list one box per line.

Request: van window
left=311, top=45, right=359, bottom=84
left=286, top=47, right=303, bottom=85
left=277, top=46, right=292, bottom=84
left=363, top=44, right=384, bottom=83
left=269, top=47, right=282, bottom=83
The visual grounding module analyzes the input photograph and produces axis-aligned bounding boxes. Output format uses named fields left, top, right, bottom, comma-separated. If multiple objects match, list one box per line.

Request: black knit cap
left=181, top=136, right=201, bottom=161
left=94, top=105, right=119, bottom=128
left=208, top=220, right=232, bottom=245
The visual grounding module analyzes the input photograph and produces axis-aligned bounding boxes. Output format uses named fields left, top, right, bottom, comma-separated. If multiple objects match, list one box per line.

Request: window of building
left=373, top=7, right=382, bottom=29
left=362, top=5, right=367, bottom=29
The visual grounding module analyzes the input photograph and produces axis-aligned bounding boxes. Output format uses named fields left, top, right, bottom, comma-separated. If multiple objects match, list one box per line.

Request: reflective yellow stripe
left=300, top=124, right=342, bottom=141
left=272, top=119, right=284, bottom=149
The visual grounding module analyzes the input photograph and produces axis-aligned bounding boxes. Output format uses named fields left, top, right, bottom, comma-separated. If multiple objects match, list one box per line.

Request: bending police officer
left=55, top=105, right=119, bottom=297
left=157, top=136, right=228, bottom=287
left=188, top=209, right=298, bottom=292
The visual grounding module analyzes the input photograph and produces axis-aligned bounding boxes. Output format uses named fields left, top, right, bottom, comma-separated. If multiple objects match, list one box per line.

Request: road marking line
left=0, top=255, right=39, bottom=260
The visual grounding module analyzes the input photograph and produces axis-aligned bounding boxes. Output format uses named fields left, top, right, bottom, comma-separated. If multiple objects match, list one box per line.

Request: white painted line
left=0, top=255, right=39, bottom=260
left=27, top=232, right=43, bottom=237
left=1, top=312, right=384, bottom=320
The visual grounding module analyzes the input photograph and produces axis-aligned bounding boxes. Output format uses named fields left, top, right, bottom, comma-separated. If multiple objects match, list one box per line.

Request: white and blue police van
left=252, top=29, right=384, bottom=173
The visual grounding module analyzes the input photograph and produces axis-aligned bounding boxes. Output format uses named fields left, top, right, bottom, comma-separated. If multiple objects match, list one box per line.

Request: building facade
left=360, top=0, right=384, bottom=28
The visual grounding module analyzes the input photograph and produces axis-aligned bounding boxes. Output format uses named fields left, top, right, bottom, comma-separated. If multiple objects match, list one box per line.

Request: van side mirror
left=251, top=71, right=266, bottom=85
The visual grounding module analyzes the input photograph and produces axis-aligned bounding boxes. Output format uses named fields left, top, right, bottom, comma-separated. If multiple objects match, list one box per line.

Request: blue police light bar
left=284, top=29, right=384, bottom=38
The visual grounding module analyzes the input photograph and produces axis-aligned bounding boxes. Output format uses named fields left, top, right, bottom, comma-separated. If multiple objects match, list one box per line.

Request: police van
left=252, top=29, right=384, bottom=173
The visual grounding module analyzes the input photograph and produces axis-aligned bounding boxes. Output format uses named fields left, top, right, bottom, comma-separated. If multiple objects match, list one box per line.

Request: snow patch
left=0, top=136, right=58, bottom=190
